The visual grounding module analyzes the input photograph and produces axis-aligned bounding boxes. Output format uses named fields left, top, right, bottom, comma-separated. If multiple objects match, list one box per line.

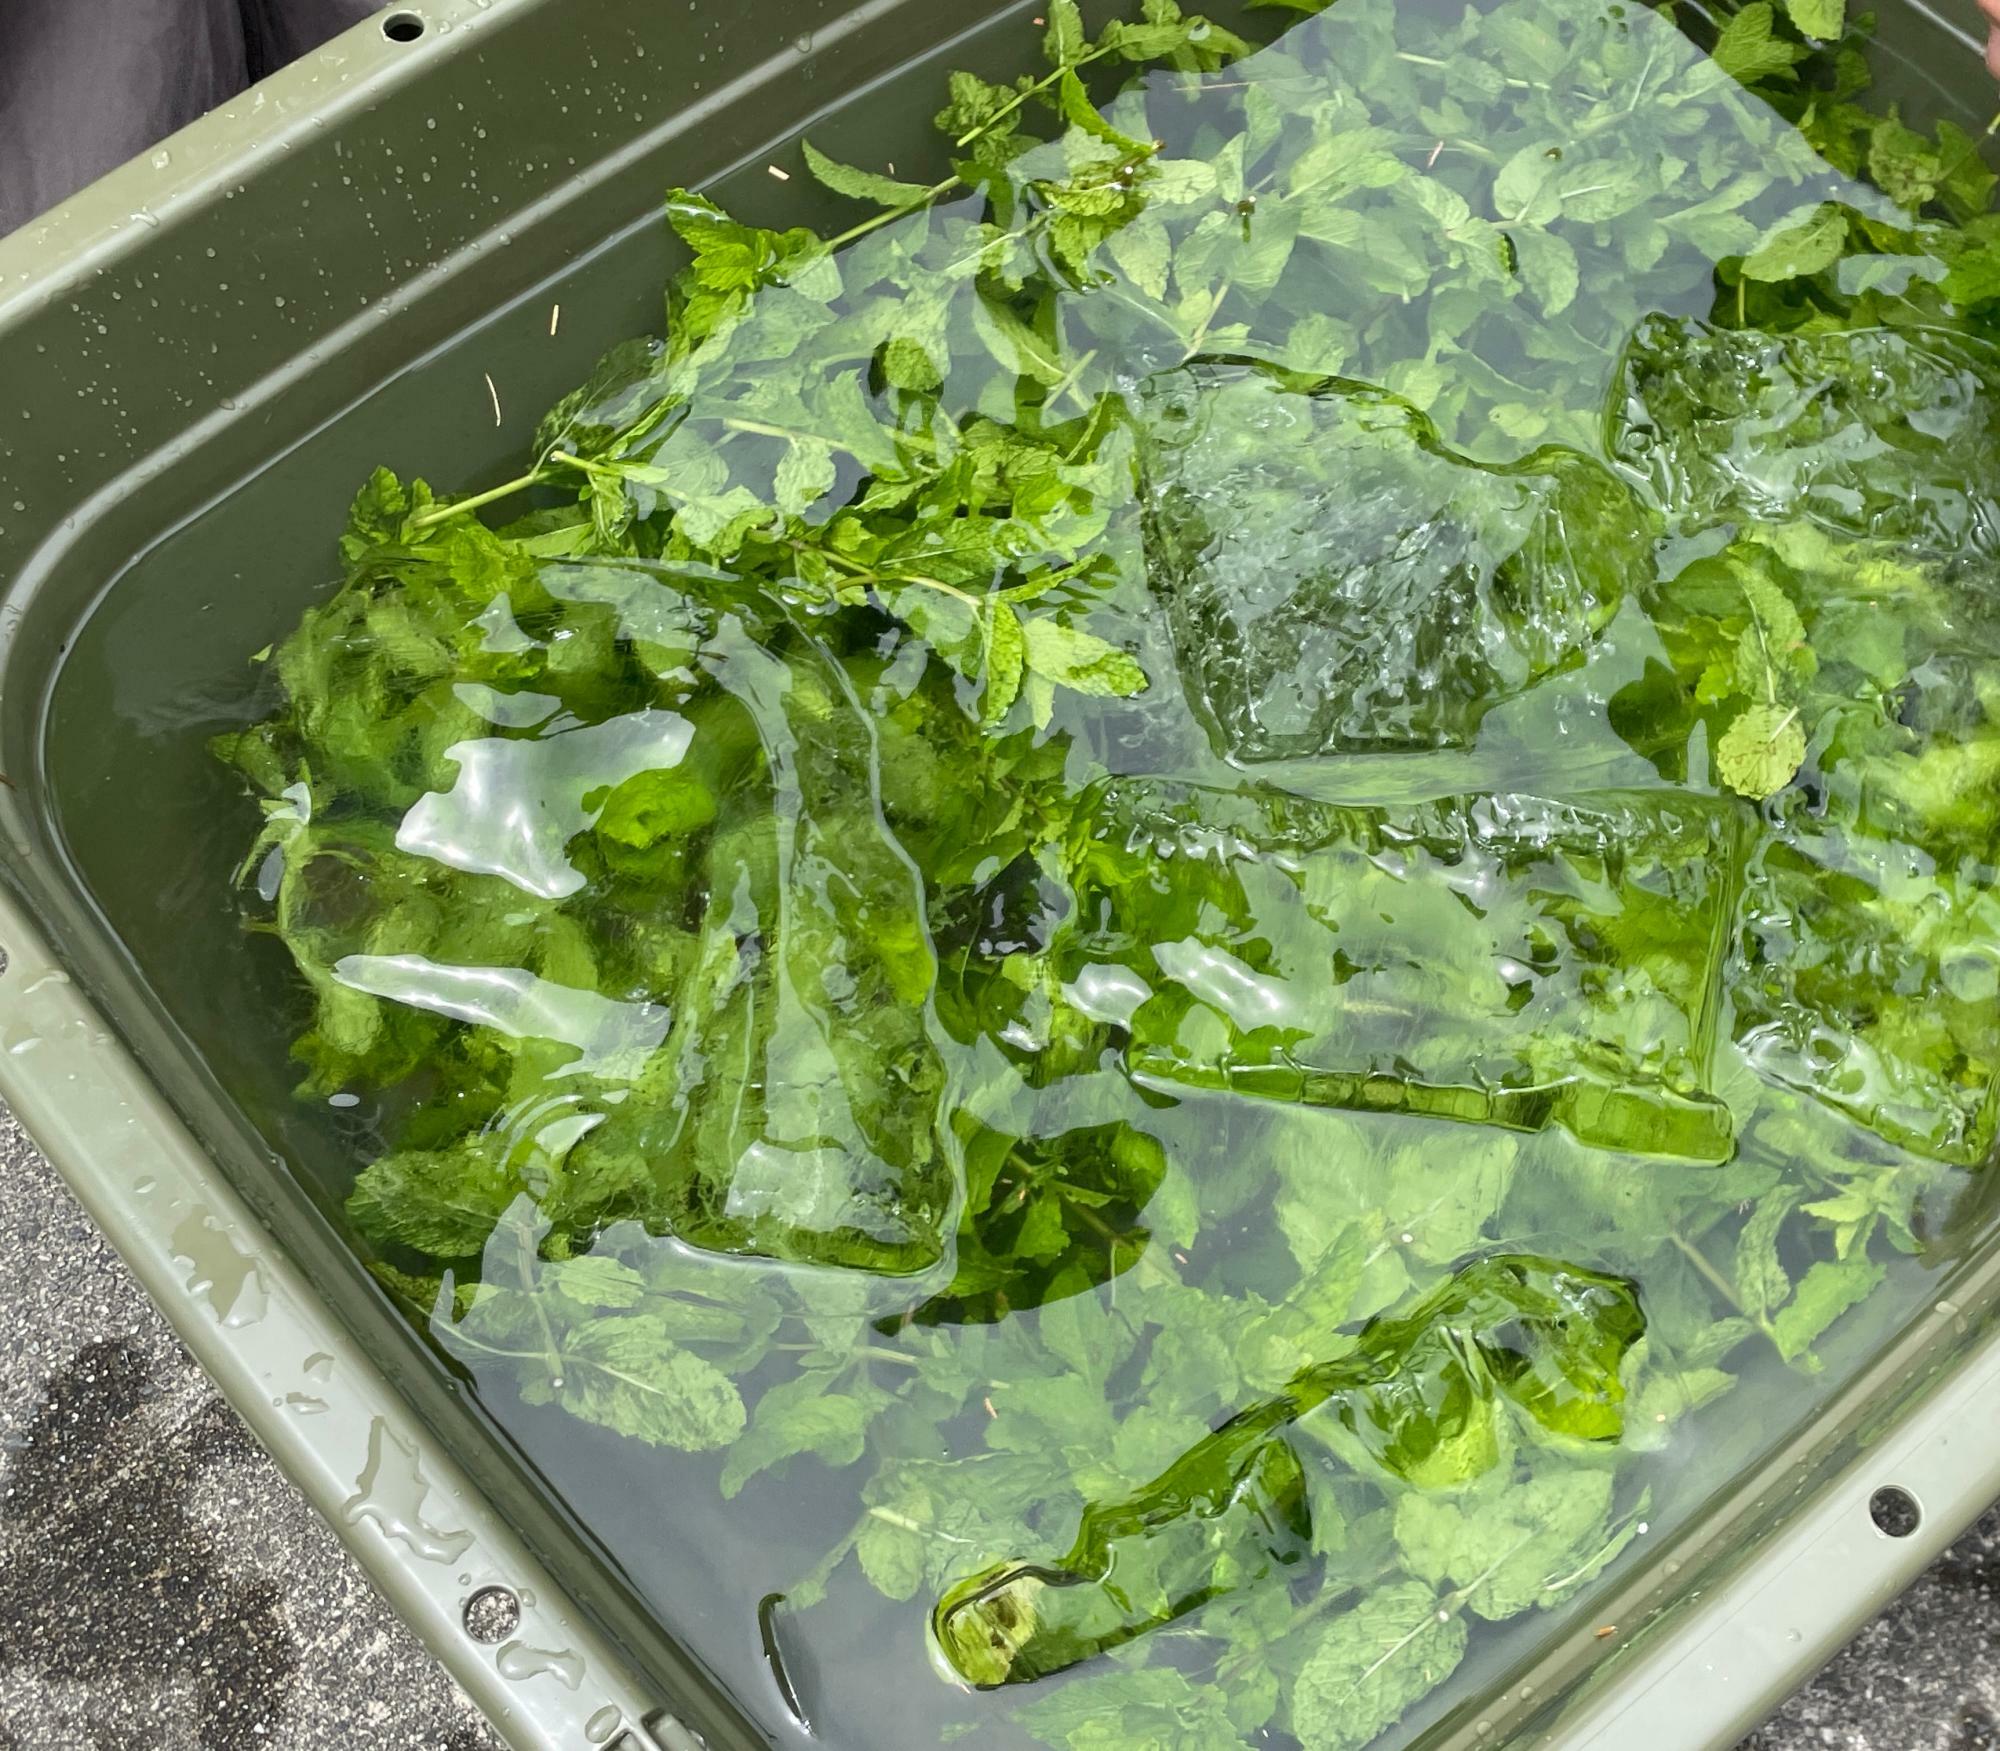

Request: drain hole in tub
left=382, top=11, right=426, bottom=41
left=1869, top=1485, right=1921, bottom=1538
left=463, top=1585, right=522, bottom=1643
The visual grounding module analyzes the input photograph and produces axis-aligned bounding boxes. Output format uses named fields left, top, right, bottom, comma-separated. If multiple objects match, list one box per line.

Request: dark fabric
left=0, top=0, right=381, bottom=236
left=240, top=0, right=382, bottom=79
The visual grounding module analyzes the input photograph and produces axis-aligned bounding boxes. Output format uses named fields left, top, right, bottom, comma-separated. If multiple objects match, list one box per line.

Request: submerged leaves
left=209, top=0, right=2000, bottom=1745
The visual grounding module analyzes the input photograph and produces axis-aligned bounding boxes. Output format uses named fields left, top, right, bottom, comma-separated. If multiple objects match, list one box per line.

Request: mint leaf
left=1022, top=618, right=1147, bottom=698
left=982, top=600, right=1028, bottom=727
left=774, top=437, right=838, bottom=516
left=1716, top=703, right=1806, bottom=800
left=1291, top=1581, right=1469, bottom=1751
left=1510, top=225, right=1580, bottom=315
left=349, top=1140, right=518, bottom=1257
left=1741, top=204, right=1848, bottom=281
left=1626, top=1367, right=1739, bottom=1450
left=1393, top=1469, right=1614, bottom=1619
left=1042, top=0, right=1088, bottom=62
left=855, top=1510, right=928, bottom=1600
left=1784, top=0, right=1844, bottom=39
left=1772, top=1257, right=1885, bottom=1362
left=801, top=139, right=934, bottom=205
left=1712, top=3, right=1805, bottom=84
left=545, top=1316, right=746, bottom=1450
left=1734, top=1188, right=1802, bottom=1321
left=723, top=1370, right=886, bottom=1497
left=1018, top=1666, right=1243, bottom=1751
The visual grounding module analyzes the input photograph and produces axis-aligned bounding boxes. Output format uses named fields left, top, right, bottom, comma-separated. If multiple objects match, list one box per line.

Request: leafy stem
left=810, top=542, right=984, bottom=609
left=1054, top=1180, right=1181, bottom=1291
left=406, top=464, right=552, bottom=531
left=1670, top=1229, right=1745, bottom=1315
left=1670, top=1230, right=1786, bottom=1359
left=822, top=175, right=965, bottom=252
left=819, top=44, right=1125, bottom=253
left=403, top=446, right=615, bottom=533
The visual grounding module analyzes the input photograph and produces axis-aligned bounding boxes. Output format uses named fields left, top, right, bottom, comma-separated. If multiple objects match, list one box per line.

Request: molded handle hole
left=1869, top=1485, right=1921, bottom=1538
left=463, top=1584, right=522, bottom=1643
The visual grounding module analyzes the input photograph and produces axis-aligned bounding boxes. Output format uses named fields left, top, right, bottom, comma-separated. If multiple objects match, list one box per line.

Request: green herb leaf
left=1716, top=703, right=1807, bottom=800
left=1393, top=1468, right=1615, bottom=1618
left=1771, top=1256, right=1885, bottom=1362
left=1291, top=1581, right=1469, bottom=1751
left=1734, top=1188, right=1803, bottom=1321
left=1712, top=3, right=1806, bottom=85
left=723, top=1370, right=888, bottom=1497
left=1018, top=1665, right=1244, bottom=1751
left=1783, top=0, right=1844, bottom=40
left=544, top=1317, right=748, bottom=1450
left=1741, top=203, right=1848, bottom=282
left=982, top=600, right=1029, bottom=727
left=801, top=139, right=935, bottom=205
left=1022, top=618, right=1147, bottom=698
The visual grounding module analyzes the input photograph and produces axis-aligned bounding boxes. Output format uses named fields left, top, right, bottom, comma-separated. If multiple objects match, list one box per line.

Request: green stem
left=955, top=45, right=1119, bottom=150
left=823, top=176, right=965, bottom=251
left=1055, top=1181, right=1179, bottom=1289
left=403, top=444, right=615, bottom=533
left=820, top=42, right=1124, bottom=252
left=1670, top=1230, right=1744, bottom=1315
left=1183, top=275, right=1235, bottom=358
left=787, top=1515, right=865, bottom=1604
left=1670, top=1230, right=1786, bottom=1359
left=1045, top=346, right=1100, bottom=418
left=815, top=543, right=985, bottom=610
left=407, top=465, right=550, bottom=531
left=1394, top=49, right=1535, bottom=89
left=771, top=1338, right=927, bottom=1369
left=516, top=1229, right=566, bottom=1378
left=1689, top=807, right=1744, bottom=1086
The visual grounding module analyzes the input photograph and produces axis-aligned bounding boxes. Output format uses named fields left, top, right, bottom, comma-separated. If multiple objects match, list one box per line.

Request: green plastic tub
left=4, top=1, right=2000, bottom=1747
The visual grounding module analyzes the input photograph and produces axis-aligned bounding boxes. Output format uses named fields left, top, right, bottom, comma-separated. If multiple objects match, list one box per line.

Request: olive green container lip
left=2, top=0, right=1998, bottom=1746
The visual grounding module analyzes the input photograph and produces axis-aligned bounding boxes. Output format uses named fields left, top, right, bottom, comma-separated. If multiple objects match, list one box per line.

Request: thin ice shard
left=562, top=595, right=954, bottom=1273
left=933, top=1255, right=1643, bottom=1686
left=1050, top=779, right=1737, bottom=1162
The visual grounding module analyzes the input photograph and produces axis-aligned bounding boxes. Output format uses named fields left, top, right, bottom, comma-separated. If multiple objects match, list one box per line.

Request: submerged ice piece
left=553, top=596, right=953, bottom=1273
left=1136, top=365, right=1648, bottom=760
left=1609, top=317, right=2000, bottom=551
left=933, top=1254, right=1643, bottom=1686
left=330, top=565, right=956, bottom=1276
left=1055, top=779, right=1737, bottom=1162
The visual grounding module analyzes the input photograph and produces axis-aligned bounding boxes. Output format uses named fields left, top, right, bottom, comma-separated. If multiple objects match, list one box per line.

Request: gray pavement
left=0, top=1100, right=1993, bottom=1751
